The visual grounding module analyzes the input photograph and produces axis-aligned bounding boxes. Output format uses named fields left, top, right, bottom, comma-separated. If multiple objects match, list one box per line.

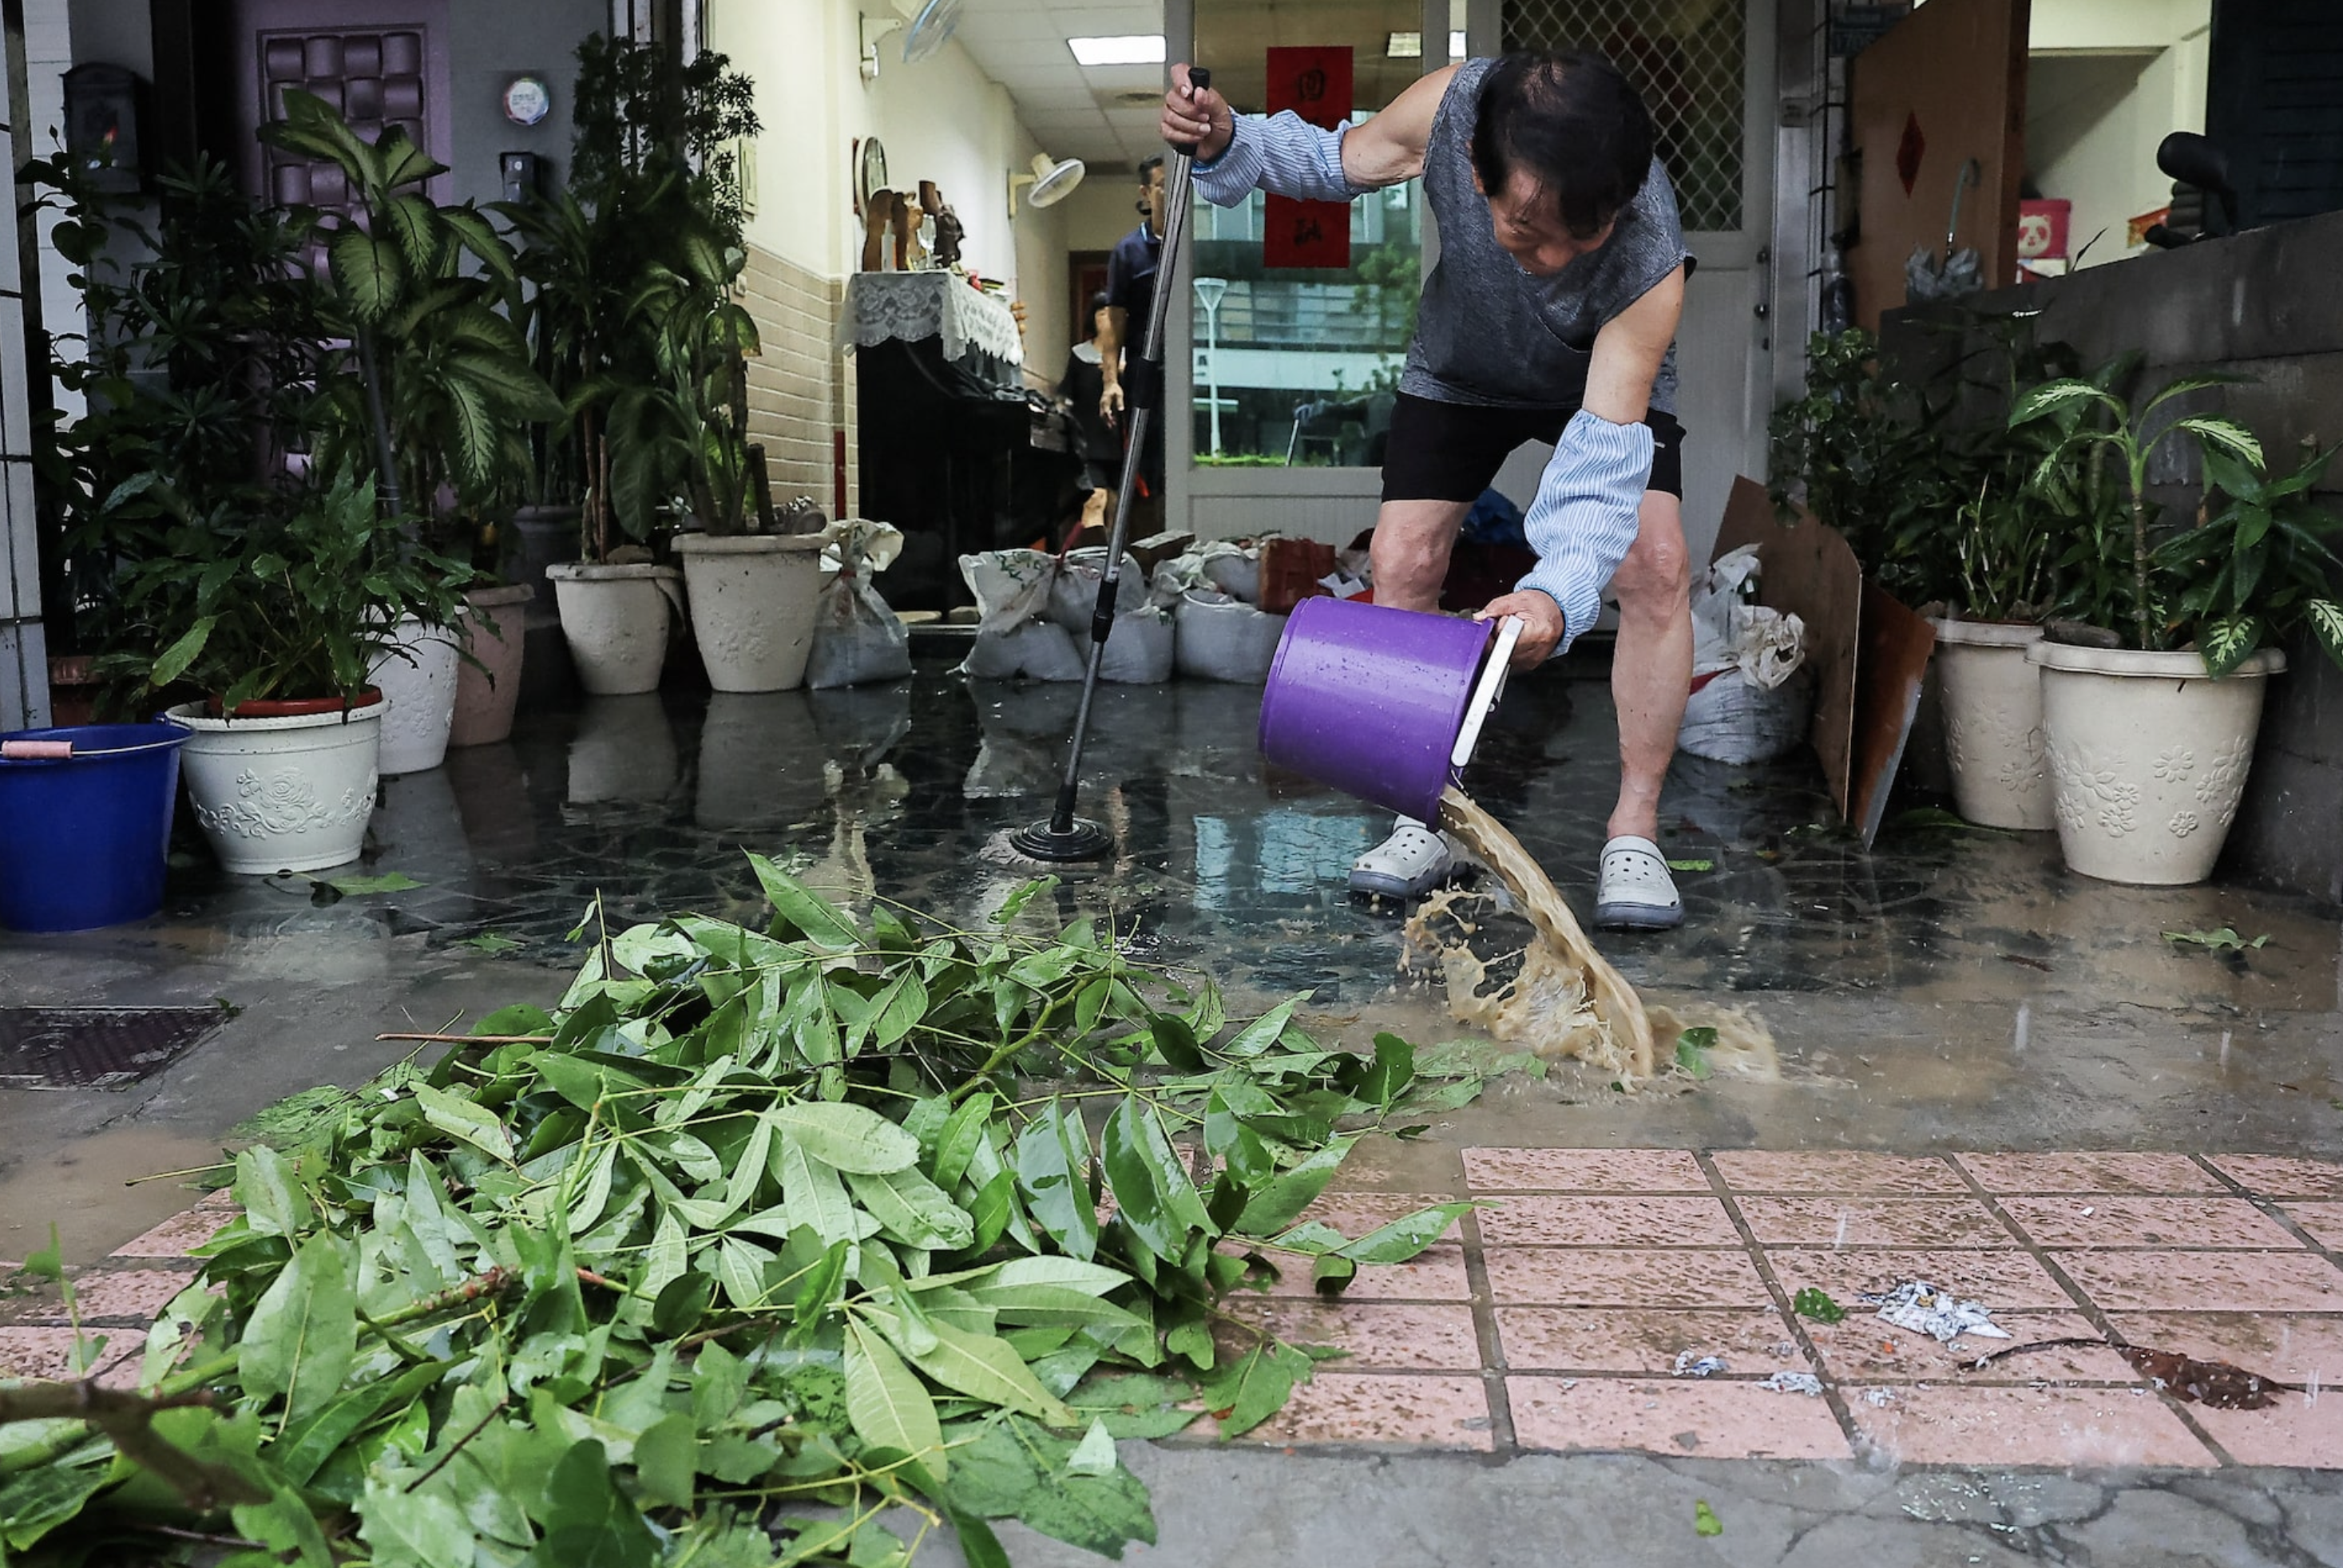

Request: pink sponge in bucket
left=1258, top=598, right=1516, bottom=823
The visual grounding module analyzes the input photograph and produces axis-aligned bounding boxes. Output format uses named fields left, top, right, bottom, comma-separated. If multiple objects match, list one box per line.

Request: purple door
left=230, top=0, right=453, bottom=209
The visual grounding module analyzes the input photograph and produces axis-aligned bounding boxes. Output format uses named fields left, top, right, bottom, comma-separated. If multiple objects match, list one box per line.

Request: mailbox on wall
left=63, top=62, right=146, bottom=193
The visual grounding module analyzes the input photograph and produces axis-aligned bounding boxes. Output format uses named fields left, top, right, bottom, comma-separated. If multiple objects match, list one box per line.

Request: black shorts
left=1381, top=393, right=1685, bottom=504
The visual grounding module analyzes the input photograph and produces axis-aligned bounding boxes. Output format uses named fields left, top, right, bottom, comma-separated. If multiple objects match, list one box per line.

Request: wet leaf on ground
left=2163, top=927, right=2269, bottom=953
left=1694, top=1500, right=1723, bottom=1537
left=1792, top=1287, right=1846, bottom=1324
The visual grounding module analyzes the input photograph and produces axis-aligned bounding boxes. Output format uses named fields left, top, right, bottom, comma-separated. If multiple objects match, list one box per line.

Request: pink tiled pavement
left=1765, top=1247, right=2078, bottom=1309
left=1734, top=1195, right=2016, bottom=1248
left=2000, top=1195, right=2304, bottom=1250
left=1243, top=1372, right=1493, bottom=1449
left=18, top=1150, right=2343, bottom=1473
left=2281, top=1202, right=2343, bottom=1249
left=1461, top=1147, right=1708, bottom=1192
left=1223, top=1300, right=1481, bottom=1372
left=1507, top=1376, right=1853, bottom=1459
left=1959, top=1152, right=2222, bottom=1194
left=1474, top=1194, right=1741, bottom=1248
left=1711, top=1151, right=1965, bottom=1194
left=1481, top=1247, right=1770, bottom=1308
left=2207, top=1156, right=2343, bottom=1198
left=1845, top=1384, right=2217, bottom=1467
left=1495, top=1308, right=1805, bottom=1375
left=2052, top=1250, right=2343, bottom=1312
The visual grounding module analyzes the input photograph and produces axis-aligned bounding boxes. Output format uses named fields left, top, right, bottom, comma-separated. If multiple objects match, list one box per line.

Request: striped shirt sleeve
left=1191, top=113, right=1371, bottom=207
left=1514, top=410, right=1655, bottom=650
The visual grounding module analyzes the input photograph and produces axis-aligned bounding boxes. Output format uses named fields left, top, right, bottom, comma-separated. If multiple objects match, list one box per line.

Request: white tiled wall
left=1, top=7, right=49, bottom=727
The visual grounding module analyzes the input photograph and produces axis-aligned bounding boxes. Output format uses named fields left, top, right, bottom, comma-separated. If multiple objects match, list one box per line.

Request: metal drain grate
left=0, top=1008, right=224, bottom=1090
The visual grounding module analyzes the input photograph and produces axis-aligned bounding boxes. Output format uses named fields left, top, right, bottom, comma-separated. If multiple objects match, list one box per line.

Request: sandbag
left=1044, top=548, right=1150, bottom=632
left=1100, top=604, right=1175, bottom=683
left=1677, top=667, right=1812, bottom=764
left=806, top=521, right=913, bottom=689
left=961, top=620, right=1086, bottom=682
left=1174, top=590, right=1284, bottom=683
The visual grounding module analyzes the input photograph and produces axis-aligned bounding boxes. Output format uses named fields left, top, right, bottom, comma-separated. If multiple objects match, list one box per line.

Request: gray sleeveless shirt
left=1400, top=57, right=1688, bottom=414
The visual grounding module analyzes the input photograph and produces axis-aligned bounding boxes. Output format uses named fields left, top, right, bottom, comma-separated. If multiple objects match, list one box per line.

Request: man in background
left=1098, top=156, right=1168, bottom=535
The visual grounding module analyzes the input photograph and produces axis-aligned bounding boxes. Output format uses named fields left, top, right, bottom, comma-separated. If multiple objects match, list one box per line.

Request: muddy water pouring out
left=1411, top=787, right=1777, bottom=1082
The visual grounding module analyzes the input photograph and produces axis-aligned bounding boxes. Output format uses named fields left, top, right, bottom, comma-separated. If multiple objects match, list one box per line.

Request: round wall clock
left=502, top=75, right=552, bottom=128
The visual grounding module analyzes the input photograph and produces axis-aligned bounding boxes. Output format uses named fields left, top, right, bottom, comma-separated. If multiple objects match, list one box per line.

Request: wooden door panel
left=1847, top=0, right=2029, bottom=329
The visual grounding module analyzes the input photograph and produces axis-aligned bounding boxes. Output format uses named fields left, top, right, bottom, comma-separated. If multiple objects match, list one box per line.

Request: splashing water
left=1404, top=786, right=1778, bottom=1083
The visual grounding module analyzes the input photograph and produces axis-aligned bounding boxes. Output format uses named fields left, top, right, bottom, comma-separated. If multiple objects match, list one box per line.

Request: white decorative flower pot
left=547, top=562, right=683, bottom=695
left=1932, top=619, right=2052, bottom=830
left=674, top=533, right=827, bottom=693
left=367, top=613, right=464, bottom=774
left=2028, top=642, right=2285, bottom=885
left=166, top=695, right=385, bottom=874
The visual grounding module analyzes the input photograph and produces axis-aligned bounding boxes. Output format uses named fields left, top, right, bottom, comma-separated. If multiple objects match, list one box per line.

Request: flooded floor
left=5, top=644, right=2343, bottom=1550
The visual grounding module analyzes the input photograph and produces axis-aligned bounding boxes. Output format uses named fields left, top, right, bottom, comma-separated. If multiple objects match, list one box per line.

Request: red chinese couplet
left=1264, top=46, right=1353, bottom=269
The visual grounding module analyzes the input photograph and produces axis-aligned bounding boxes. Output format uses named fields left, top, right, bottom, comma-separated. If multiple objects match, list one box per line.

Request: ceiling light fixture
left=1068, top=34, right=1165, bottom=66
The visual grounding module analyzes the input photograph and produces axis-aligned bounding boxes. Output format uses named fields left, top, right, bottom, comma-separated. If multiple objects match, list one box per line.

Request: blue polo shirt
left=1105, top=219, right=1161, bottom=339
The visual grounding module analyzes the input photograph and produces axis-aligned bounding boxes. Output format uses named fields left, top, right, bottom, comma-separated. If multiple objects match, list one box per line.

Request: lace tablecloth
left=841, top=271, right=1024, bottom=366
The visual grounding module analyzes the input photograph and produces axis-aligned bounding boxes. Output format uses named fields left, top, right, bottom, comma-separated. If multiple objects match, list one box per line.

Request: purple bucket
left=1259, top=599, right=1497, bottom=822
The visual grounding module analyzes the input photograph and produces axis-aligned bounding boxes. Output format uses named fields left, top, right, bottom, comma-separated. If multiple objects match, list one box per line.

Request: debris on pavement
left=1964, top=1337, right=2290, bottom=1408
left=1861, top=1280, right=2012, bottom=1342
left=1863, top=1388, right=1898, bottom=1407
left=1672, top=1352, right=1730, bottom=1378
left=1694, top=1500, right=1723, bottom=1538
left=1759, top=1370, right=1826, bottom=1396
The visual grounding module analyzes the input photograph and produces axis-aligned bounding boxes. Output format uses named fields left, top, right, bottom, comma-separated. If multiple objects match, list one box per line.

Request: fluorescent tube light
left=1068, top=34, right=1166, bottom=66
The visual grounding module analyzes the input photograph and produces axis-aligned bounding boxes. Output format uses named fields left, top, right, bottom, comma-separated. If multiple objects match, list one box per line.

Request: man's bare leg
left=1367, top=497, right=1473, bottom=612
left=1348, top=498, right=1475, bottom=898
left=1603, top=490, right=1693, bottom=843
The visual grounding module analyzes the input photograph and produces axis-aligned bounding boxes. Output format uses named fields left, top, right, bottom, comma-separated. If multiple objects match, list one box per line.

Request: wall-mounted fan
left=902, top=0, right=963, bottom=64
left=1009, top=152, right=1085, bottom=217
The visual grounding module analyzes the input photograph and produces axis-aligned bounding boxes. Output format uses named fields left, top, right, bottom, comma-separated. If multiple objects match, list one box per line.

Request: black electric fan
left=1012, top=68, right=1211, bottom=862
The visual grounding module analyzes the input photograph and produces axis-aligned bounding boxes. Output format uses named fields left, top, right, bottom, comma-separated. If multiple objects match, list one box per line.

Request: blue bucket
left=0, top=723, right=189, bottom=932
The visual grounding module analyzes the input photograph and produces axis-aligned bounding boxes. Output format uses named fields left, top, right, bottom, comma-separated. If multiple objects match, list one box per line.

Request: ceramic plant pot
left=674, top=533, right=828, bottom=693
left=510, top=505, right=581, bottom=613
left=2028, top=641, right=2286, bottom=885
left=166, top=694, right=385, bottom=874
left=546, top=562, right=684, bottom=695
left=1932, top=619, right=2052, bottom=830
left=367, top=613, right=463, bottom=774
left=450, top=582, right=533, bottom=747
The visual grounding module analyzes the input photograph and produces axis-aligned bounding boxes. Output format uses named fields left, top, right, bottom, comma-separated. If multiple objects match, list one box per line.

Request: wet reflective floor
left=8, top=648, right=2343, bottom=1525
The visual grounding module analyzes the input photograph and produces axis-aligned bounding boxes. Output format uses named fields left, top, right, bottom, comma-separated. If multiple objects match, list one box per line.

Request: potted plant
left=2009, top=367, right=2343, bottom=884
left=117, top=467, right=474, bottom=873
left=261, top=91, right=561, bottom=763
left=538, top=36, right=777, bottom=695
left=1924, top=331, right=2093, bottom=830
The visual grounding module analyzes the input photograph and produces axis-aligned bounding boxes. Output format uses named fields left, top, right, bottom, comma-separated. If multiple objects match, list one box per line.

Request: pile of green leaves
left=0, top=862, right=1475, bottom=1566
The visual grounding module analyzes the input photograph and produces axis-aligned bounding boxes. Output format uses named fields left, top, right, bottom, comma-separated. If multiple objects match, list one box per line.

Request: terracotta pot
left=1931, top=619, right=2052, bottom=831
left=450, top=582, right=534, bottom=747
left=2029, top=640, right=2286, bottom=885
left=46, top=655, right=99, bottom=727
left=207, top=687, right=384, bottom=719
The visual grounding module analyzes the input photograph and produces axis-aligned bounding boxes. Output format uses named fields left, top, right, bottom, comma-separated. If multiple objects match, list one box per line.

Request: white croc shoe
left=1595, top=835, right=1683, bottom=931
left=1349, top=818, right=1456, bottom=900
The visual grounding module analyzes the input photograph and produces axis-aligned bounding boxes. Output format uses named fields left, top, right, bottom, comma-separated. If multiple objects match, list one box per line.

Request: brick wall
left=738, top=245, right=854, bottom=518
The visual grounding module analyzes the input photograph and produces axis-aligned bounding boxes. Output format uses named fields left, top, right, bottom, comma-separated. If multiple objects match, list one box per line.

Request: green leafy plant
left=26, top=154, right=320, bottom=675
left=0, top=864, right=1476, bottom=1564
left=505, top=35, right=763, bottom=558
left=1767, top=328, right=1973, bottom=603
left=2007, top=366, right=2267, bottom=657
left=109, top=466, right=474, bottom=712
left=260, top=89, right=563, bottom=552
left=2155, top=440, right=2343, bottom=676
